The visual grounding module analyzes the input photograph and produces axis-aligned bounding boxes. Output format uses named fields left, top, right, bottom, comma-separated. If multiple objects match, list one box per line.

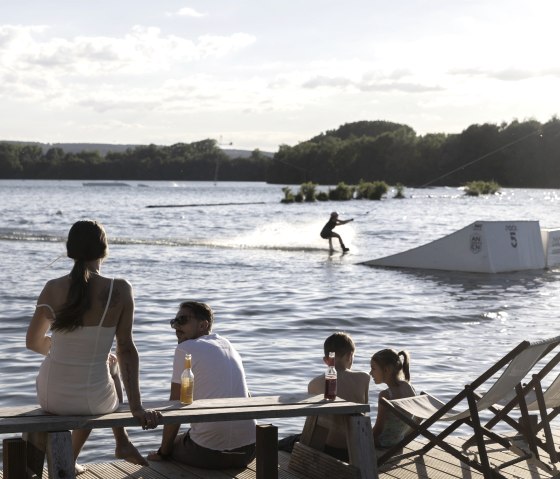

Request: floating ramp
left=362, top=221, right=560, bottom=273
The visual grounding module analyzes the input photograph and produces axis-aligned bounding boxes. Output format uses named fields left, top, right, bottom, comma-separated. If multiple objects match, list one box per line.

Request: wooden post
left=300, top=415, right=328, bottom=450
left=345, top=415, right=377, bottom=479
left=46, top=431, right=75, bottom=479
left=256, top=423, right=278, bottom=479
left=3, top=437, right=27, bottom=479
left=23, top=431, right=47, bottom=479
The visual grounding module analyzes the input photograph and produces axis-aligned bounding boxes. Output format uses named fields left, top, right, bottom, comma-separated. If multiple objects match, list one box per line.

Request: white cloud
left=0, top=24, right=255, bottom=76
left=450, top=67, right=560, bottom=82
left=0, top=1, right=559, bottom=150
left=0, top=24, right=256, bottom=106
left=175, top=7, right=206, bottom=18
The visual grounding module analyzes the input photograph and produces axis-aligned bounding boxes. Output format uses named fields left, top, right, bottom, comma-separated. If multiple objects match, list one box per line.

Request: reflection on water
left=1, top=181, right=560, bottom=463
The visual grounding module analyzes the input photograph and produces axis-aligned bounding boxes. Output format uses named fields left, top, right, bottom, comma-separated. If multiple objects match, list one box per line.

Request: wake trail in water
left=217, top=220, right=357, bottom=252
left=0, top=221, right=357, bottom=253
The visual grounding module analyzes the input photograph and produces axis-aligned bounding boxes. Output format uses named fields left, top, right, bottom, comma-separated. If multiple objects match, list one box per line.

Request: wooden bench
left=0, top=393, right=377, bottom=479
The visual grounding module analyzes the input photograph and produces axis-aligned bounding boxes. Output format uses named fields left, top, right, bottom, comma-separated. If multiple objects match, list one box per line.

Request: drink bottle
left=324, top=351, right=337, bottom=400
left=180, top=353, right=194, bottom=405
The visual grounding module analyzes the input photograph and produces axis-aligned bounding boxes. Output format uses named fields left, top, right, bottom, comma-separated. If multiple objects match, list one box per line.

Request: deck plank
left=2, top=431, right=560, bottom=479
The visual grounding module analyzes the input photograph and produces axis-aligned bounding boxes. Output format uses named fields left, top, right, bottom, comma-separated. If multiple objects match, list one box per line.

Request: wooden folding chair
left=462, top=351, right=560, bottom=470
left=377, top=335, right=560, bottom=479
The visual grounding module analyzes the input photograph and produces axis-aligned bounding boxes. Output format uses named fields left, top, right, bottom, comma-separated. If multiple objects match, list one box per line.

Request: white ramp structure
left=362, top=221, right=551, bottom=273
left=541, top=228, right=560, bottom=269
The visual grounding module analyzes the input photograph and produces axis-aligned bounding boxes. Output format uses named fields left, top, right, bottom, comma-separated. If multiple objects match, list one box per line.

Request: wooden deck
left=4, top=431, right=560, bottom=479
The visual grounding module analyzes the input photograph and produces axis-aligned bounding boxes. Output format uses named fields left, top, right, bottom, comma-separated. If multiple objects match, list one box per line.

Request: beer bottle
left=180, top=353, right=194, bottom=405
left=324, top=351, right=337, bottom=400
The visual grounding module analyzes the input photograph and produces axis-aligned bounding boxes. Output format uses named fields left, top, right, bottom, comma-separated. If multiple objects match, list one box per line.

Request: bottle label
left=181, top=378, right=194, bottom=405
left=324, top=377, right=337, bottom=400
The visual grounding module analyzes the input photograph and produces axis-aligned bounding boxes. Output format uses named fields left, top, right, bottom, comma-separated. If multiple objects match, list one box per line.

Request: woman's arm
left=115, top=279, right=162, bottom=429
left=114, top=280, right=143, bottom=414
left=26, top=285, right=54, bottom=355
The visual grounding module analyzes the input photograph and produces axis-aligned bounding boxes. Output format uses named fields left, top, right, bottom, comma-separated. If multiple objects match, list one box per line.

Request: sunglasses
left=170, top=315, right=195, bottom=328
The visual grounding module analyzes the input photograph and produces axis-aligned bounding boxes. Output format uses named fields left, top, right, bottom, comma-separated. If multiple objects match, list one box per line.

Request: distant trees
left=1, top=117, right=559, bottom=187
left=268, top=117, right=560, bottom=188
left=0, top=139, right=268, bottom=181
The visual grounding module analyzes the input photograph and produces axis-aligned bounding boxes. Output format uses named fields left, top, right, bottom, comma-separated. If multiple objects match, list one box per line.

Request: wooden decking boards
left=3, top=433, right=560, bottom=479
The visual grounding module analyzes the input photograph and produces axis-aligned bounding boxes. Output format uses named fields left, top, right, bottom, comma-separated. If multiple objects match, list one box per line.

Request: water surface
left=1, top=180, right=559, bottom=463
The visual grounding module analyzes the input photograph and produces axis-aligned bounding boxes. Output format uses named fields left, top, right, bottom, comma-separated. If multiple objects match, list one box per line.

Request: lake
left=1, top=179, right=559, bottom=464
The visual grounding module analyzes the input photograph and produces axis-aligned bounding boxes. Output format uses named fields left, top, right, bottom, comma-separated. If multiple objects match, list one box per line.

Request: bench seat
left=0, top=393, right=377, bottom=479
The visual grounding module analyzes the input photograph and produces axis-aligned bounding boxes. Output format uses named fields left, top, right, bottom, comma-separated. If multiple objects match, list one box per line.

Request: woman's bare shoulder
left=41, top=275, right=70, bottom=294
left=93, top=277, right=132, bottom=307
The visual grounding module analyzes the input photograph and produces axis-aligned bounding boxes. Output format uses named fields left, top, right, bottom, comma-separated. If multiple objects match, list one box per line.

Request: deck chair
left=462, top=350, right=560, bottom=469
left=376, top=335, right=560, bottom=479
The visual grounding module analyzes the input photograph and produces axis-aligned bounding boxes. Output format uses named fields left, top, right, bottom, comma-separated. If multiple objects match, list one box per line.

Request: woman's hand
left=132, top=407, right=162, bottom=430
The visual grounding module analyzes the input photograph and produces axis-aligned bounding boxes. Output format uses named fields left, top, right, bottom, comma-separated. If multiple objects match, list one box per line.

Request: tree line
left=0, top=139, right=270, bottom=182
left=1, top=118, right=559, bottom=187
left=269, top=118, right=560, bottom=187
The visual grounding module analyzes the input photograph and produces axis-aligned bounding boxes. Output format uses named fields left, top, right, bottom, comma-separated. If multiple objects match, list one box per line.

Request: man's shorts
left=172, top=430, right=256, bottom=469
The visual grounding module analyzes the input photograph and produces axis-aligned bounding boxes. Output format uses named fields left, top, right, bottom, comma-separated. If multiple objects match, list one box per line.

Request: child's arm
left=362, top=373, right=370, bottom=404
left=372, top=390, right=389, bottom=446
left=337, top=218, right=354, bottom=225
left=308, top=375, right=323, bottom=395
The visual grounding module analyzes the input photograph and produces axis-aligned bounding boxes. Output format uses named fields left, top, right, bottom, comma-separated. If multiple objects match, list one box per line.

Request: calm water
left=1, top=180, right=560, bottom=464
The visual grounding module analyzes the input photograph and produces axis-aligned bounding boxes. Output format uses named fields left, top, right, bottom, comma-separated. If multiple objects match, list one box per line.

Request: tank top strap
left=98, top=278, right=114, bottom=328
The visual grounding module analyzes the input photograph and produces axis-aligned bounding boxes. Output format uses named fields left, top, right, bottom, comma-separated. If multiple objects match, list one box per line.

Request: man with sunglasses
left=148, top=301, right=256, bottom=469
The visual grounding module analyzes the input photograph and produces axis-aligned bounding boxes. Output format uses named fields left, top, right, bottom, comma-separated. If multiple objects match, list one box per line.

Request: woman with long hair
left=26, top=220, right=160, bottom=473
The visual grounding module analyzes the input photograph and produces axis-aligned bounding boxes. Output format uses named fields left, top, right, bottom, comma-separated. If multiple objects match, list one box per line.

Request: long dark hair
left=51, top=220, right=108, bottom=332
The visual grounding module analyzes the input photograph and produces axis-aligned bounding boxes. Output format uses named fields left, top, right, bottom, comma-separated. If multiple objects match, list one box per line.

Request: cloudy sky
left=1, top=1, right=558, bottom=151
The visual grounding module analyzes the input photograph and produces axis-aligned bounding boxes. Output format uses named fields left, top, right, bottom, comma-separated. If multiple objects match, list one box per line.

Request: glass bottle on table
left=324, top=351, right=337, bottom=400
left=180, top=353, right=194, bottom=405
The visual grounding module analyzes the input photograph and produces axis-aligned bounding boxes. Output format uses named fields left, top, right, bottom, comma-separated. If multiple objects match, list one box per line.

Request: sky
left=0, top=1, right=558, bottom=152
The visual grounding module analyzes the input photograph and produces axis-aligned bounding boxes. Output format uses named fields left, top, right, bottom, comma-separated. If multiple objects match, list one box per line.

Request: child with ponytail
left=370, top=349, right=416, bottom=448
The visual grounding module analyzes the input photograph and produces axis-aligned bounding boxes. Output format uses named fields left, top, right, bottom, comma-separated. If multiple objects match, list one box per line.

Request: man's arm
left=148, top=382, right=181, bottom=460
left=160, top=382, right=182, bottom=454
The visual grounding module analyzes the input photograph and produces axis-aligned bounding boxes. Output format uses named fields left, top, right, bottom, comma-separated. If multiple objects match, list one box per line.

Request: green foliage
left=328, top=182, right=355, bottom=201
left=280, top=186, right=295, bottom=203
left=2, top=118, right=560, bottom=187
left=310, top=120, right=415, bottom=142
left=393, top=183, right=405, bottom=199
left=464, top=180, right=501, bottom=196
left=0, top=139, right=271, bottom=181
left=299, top=182, right=317, bottom=202
left=267, top=117, right=560, bottom=188
left=316, top=191, right=329, bottom=201
left=356, top=180, right=388, bottom=200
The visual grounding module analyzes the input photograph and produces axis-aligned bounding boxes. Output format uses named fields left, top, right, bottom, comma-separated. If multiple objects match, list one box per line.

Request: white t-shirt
left=172, top=333, right=256, bottom=450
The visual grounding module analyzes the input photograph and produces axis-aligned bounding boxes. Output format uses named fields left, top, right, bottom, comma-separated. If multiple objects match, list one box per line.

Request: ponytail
left=398, top=350, right=411, bottom=381
left=51, top=260, right=92, bottom=332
